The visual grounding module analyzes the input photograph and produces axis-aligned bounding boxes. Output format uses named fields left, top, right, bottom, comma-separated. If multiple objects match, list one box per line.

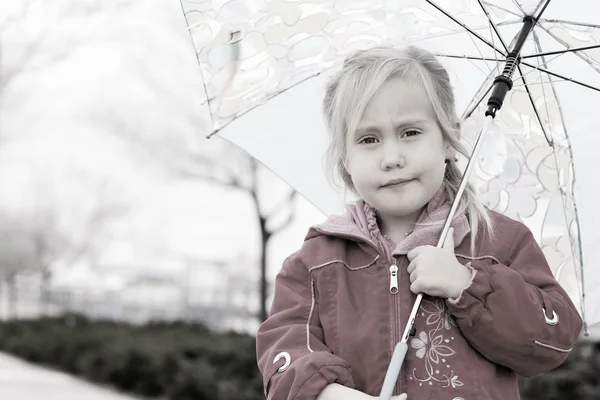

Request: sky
left=2, top=0, right=600, bottom=330
left=0, top=0, right=327, bottom=290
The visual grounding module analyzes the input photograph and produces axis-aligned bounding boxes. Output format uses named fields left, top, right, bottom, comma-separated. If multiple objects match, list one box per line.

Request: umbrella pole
left=378, top=115, right=495, bottom=400
left=378, top=15, right=538, bottom=400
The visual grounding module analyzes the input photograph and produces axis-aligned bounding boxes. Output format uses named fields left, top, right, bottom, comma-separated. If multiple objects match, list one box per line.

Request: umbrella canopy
left=179, top=0, right=600, bottom=331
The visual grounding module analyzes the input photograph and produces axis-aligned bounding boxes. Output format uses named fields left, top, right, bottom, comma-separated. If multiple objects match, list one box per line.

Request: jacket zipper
left=389, top=264, right=398, bottom=294
left=314, top=227, right=404, bottom=394
left=389, top=262, right=401, bottom=395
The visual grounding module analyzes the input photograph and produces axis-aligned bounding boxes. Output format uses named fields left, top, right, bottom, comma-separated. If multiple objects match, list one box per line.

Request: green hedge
left=0, top=314, right=263, bottom=400
left=0, top=315, right=597, bottom=399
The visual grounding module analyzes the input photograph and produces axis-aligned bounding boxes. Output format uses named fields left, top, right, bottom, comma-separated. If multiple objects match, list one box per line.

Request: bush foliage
left=0, top=315, right=597, bottom=400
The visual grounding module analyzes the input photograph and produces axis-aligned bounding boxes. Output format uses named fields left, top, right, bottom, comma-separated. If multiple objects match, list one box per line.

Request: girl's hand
left=406, top=228, right=471, bottom=299
left=391, top=394, right=408, bottom=400
left=316, top=383, right=374, bottom=399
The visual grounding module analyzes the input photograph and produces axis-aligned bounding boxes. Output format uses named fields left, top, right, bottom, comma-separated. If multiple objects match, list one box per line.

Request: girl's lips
left=381, top=179, right=413, bottom=188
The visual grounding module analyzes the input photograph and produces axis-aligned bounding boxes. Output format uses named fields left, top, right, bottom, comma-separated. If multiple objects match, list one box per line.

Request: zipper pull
left=389, top=264, right=398, bottom=294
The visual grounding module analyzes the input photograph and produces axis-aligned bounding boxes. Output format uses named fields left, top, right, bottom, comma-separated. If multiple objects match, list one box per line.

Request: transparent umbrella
left=179, top=0, right=600, bottom=397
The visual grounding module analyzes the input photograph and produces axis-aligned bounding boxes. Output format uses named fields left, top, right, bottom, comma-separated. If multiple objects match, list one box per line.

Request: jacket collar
left=307, top=186, right=471, bottom=255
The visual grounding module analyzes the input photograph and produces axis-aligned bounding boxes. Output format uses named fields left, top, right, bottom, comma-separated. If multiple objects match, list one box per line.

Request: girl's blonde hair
left=322, top=45, right=494, bottom=249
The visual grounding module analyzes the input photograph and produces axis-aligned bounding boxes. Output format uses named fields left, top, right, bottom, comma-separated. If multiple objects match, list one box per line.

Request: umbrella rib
left=519, top=61, right=600, bottom=92
left=434, top=54, right=505, bottom=62
left=532, top=0, right=552, bottom=21
left=522, top=44, right=600, bottom=59
left=476, top=0, right=509, bottom=53
left=482, top=1, right=523, bottom=18
left=425, top=0, right=506, bottom=57
left=539, top=18, right=600, bottom=29
left=516, top=65, right=554, bottom=145
left=461, top=28, right=522, bottom=121
left=512, top=79, right=568, bottom=87
left=531, top=30, right=587, bottom=327
left=180, top=7, right=216, bottom=128
left=460, top=70, right=497, bottom=120
left=537, top=23, right=600, bottom=74
left=509, top=0, right=526, bottom=15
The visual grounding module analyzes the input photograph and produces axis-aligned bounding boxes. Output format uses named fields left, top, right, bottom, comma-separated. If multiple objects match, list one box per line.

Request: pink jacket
left=256, top=189, right=583, bottom=400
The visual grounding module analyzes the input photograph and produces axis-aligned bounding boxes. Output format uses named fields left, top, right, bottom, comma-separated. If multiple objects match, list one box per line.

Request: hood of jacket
left=305, top=185, right=472, bottom=256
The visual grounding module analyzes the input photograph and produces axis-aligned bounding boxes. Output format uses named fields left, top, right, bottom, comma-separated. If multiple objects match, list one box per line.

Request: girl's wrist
left=317, top=383, right=372, bottom=400
left=451, top=262, right=472, bottom=299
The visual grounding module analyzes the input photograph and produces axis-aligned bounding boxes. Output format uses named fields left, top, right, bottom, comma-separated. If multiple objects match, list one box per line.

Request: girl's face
left=345, top=77, right=455, bottom=221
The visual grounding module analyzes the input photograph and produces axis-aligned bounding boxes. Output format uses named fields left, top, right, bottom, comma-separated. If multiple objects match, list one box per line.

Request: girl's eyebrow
left=355, top=117, right=429, bottom=135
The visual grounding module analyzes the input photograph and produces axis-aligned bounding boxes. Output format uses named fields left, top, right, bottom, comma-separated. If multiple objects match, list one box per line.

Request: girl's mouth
left=382, top=179, right=414, bottom=189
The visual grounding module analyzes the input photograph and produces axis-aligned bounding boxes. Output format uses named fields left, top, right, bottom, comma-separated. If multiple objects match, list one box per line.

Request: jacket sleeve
left=256, top=252, right=355, bottom=400
left=445, top=223, right=583, bottom=378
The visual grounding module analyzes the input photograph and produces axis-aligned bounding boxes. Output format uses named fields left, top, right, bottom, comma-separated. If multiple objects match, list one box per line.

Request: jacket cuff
left=447, top=263, right=477, bottom=304
left=265, top=351, right=355, bottom=400
left=445, top=260, right=493, bottom=323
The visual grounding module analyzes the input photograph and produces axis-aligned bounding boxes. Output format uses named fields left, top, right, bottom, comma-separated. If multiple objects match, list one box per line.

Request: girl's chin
left=372, top=202, right=424, bottom=219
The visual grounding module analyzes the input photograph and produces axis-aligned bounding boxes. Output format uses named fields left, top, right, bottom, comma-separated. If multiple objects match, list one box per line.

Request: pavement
left=0, top=352, right=139, bottom=400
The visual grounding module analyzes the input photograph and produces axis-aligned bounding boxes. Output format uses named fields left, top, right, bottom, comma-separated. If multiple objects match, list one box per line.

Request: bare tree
left=0, top=213, right=36, bottom=318
left=0, top=163, right=131, bottom=318
left=184, top=148, right=298, bottom=323
left=115, top=119, right=297, bottom=323
left=24, top=171, right=130, bottom=310
left=0, top=0, right=137, bottom=140
left=83, top=4, right=299, bottom=323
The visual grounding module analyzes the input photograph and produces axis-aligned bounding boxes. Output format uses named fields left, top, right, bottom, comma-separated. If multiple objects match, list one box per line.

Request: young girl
left=255, top=45, right=583, bottom=400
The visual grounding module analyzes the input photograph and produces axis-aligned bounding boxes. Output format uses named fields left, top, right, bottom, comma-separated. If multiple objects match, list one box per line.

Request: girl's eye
left=359, top=137, right=378, bottom=144
left=402, top=130, right=421, bottom=138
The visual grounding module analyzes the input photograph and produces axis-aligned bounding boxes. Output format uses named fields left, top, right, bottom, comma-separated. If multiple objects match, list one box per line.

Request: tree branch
left=269, top=205, right=297, bottom=235
left=267, top=189, right=297, bottom=221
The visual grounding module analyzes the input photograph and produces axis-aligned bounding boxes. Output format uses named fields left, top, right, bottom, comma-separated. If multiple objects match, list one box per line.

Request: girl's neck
left=377, top=208, right=423, bottom=244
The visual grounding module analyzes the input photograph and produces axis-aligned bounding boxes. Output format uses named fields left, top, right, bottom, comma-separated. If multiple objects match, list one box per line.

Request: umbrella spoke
left=433, top=53, right=505, bottom=62
left=460, top=69, right=497, bottom=120
left=537, top=23, right=600, bottom=74
left=515, top=64, right=553, bottom=145
left=434, top=53, right=494, bottom=77
left=476, top=0, right=509, bottom=52
left=519, top=61, right=600, bottom=92
left=533, top=0, right=552, bottom=21
left=509, top=0, right=526, bottom=15
left=461, top=28, right=522, bottom=121
left=482, top=1, right=523, bottom=18
left=522, top=44, right=600, bottom=59
left=512, top=79, right=568, bottom=87
left=539, top=19, right=600, bottom=29
left=425, top=0, right=506, bottom=57
left=517, top=47, right=585, bottom=83
left=467, top=27, right=495, bottom=75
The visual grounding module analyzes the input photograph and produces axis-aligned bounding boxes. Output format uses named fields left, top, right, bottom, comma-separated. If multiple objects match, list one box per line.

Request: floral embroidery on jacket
left=410, top=298, right=463, bottom=388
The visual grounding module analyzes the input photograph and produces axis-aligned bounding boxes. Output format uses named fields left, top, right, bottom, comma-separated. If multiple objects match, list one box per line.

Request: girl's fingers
left=409, top=269, right=417, bottom=283
left=406, top=261, right=416, bottom=274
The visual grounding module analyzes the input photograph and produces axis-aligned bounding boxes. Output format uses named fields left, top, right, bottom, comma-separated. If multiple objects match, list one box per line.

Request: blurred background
left=0, top=1, right=598, bottom=400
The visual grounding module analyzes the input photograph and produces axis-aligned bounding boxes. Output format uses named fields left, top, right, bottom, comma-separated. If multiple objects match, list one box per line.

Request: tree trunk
left=7, top=274, right=16, bottom=319
left=259, top=217, right=270, bottom=323
left=39, top=267, right=50, bottom=316
left=0, top=279, right=3, bottom=320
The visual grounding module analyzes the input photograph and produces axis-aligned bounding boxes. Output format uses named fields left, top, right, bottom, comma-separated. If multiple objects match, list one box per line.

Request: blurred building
left=0, top=253, right=261, bottom=333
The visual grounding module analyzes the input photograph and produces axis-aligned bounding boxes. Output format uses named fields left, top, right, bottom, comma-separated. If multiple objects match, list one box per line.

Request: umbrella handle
left=377, top=115, right=495, bottom=398
left=378, top=342, right=408, bottom=400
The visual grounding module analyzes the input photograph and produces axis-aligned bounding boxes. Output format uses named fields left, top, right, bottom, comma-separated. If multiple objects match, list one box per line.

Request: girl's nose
left=380, top=141, right=406, bottom=170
